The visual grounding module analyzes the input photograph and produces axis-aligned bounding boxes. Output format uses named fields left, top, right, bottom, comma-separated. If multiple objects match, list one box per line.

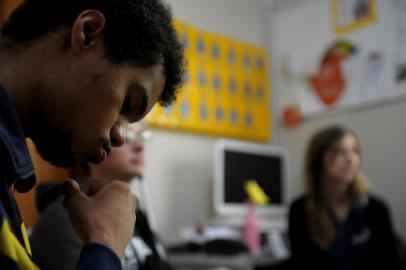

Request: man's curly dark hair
left=1, top=0, right=185, bottom=106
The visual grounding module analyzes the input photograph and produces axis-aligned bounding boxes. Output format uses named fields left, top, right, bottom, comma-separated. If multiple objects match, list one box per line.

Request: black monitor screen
left=224, top=150, right=283, bottom=205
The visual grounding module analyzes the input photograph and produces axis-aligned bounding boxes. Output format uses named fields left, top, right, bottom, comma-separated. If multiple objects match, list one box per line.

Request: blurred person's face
left=90, top=123, right=146, bottom=182
left=323, top=133, right=361, bottom=186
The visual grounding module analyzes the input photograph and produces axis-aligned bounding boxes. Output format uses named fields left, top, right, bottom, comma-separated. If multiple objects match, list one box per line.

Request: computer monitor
left=213, top=139, right=289, bottom=229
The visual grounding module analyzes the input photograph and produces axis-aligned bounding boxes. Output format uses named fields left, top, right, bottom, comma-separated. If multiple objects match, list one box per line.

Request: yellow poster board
left=146, top=20, right=271, bottom=141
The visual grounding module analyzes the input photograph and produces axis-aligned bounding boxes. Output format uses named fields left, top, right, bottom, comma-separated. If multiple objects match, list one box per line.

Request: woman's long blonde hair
left=304, top=125, right=369, bottom=250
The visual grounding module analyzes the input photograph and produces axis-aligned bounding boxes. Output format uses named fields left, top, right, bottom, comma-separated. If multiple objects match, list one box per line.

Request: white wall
left=144, top=0, right=269, bottom=243
left=273, top=0, right=406, bottom=240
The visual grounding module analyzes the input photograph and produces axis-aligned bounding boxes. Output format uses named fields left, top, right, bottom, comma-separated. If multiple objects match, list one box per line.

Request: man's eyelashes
left=120, top=96, right=132, bottom=116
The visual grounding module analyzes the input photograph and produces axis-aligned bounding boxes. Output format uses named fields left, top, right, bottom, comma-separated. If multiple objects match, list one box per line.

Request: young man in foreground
left=0, top=0, right=185, bottom=269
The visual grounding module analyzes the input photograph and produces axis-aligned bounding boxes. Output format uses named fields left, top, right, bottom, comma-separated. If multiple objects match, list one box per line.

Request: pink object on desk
left=243, top=201, right=260, bottom=254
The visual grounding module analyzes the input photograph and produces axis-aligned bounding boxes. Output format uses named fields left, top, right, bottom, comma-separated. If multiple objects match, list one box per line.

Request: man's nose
left=110, top=122, right=127, bottom=147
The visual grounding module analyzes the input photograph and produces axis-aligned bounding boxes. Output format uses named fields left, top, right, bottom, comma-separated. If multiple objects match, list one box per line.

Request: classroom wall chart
left=146, top=20, right=272, bottom=141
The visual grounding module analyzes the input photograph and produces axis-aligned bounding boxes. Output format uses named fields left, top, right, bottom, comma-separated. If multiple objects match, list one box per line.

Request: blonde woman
left=289, top=125, right=400, bottom=269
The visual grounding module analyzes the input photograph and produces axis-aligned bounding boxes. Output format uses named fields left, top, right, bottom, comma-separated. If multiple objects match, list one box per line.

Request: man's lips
left=94, top=148, right=107, bottom=164
left=102, top=142, right=112, bottom=156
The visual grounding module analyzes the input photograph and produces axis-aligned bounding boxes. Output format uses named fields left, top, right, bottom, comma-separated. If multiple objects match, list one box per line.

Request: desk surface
left=168, top=252, right=288, bottom=270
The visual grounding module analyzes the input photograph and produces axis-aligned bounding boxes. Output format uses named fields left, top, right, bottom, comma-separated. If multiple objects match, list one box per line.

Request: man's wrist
left=87, top=231, right=119, bottom=257
left=78, top=243, right=121, bottom=270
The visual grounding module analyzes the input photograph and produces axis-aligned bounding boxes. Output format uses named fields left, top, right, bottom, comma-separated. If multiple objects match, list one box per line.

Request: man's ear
left=70, top=10, right=105, bottom=53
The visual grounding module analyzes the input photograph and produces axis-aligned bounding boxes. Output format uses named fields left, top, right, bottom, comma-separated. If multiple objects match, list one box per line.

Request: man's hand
left=61, top=179, right=136, bottom=258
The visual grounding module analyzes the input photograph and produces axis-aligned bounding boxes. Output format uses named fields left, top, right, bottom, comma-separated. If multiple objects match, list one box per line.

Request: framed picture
left=331, top=0, right=378, bottom=35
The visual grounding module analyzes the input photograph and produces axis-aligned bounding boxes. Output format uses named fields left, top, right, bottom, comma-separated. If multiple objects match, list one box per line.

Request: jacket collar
left=0, top=84, right=36, bottom=192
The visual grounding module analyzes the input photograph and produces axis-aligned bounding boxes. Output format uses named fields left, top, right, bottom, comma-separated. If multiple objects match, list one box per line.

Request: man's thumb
left=61, top=179, right=83, bottom=206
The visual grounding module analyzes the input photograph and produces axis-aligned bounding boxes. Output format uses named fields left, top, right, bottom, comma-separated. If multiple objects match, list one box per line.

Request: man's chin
left=40, top=154, right=78, bottom=168
left=31, top=135, right=102, bottom=168
left=87, top=150, right=106, bottom=165
left=34, top=143, right=80, bottom=168
left=29, top=131, right=79, bottom=168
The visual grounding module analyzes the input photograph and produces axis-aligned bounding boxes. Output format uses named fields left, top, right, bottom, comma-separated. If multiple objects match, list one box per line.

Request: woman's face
left=323, top=133, right=361, bottom=185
